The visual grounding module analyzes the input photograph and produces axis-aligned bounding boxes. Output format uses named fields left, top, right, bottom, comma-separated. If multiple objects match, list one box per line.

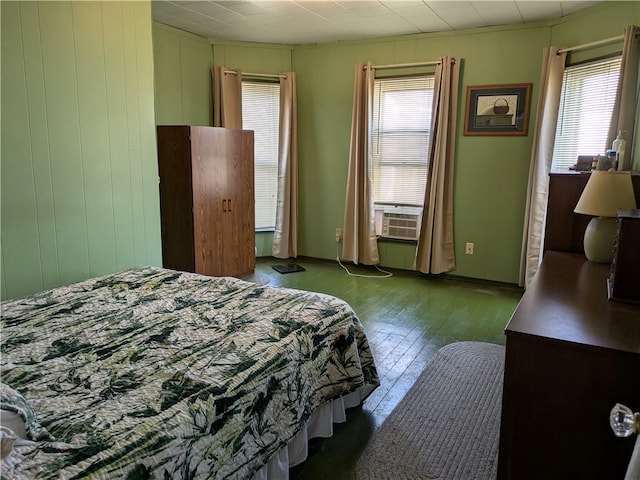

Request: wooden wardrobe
left=156, top=126, right=255, bottom=278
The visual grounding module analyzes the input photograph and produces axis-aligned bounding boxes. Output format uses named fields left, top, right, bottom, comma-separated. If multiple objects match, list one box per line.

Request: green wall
left=152, top=2, right=639, bottom=284
left=153, top=23, right=213, bottom=126
left=293, top=27, right=548, bottom=281
left=4, top=2, right=637, bottom=300
left=1, top=1, right=162, bottom=300
left=293, top=2, right=640, bottom=284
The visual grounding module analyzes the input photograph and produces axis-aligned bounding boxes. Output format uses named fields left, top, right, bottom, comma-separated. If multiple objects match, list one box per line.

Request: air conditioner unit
left=380, top=206, right=422, bottom=241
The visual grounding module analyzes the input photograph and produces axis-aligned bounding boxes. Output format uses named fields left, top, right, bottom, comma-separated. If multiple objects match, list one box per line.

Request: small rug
left=272, top=263, right=306, bottom=274
left=355, top=341, right=505, bottom=480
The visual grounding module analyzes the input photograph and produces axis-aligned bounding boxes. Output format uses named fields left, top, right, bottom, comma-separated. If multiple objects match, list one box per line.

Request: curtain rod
left=557, top=34, right=625, bottom=54
left=223, top=70, right=287, bottom=79
left=365, top=59, right=453, bottom=71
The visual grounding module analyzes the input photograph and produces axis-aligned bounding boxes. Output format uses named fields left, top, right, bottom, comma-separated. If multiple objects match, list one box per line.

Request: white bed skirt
left=252, top=385, right=376, bottom=480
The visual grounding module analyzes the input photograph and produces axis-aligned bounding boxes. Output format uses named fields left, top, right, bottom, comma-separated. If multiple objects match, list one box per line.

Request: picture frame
left=464, top=83, right=532, bottom=136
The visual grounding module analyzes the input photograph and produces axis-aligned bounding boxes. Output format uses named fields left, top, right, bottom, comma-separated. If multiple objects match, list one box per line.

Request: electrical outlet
left=465, top=242, right=474, bottom=255
left=335, top=228, right=343, bottom=242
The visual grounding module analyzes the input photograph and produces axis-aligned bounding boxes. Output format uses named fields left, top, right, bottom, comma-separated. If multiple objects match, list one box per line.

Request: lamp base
left=583, top=216, right=618, bottom=263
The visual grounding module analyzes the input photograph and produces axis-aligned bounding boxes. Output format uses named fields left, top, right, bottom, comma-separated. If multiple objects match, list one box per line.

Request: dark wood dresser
left=497, top=251, right=640, bottom=479
left=544, top=172, right=640, bottom=254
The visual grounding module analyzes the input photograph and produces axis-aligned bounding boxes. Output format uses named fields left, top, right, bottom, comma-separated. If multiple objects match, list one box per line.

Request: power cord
left=335, top=237, right=393, bottom=278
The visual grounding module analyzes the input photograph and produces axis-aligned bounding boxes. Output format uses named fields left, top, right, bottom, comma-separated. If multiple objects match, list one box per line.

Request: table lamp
left=573, top=171, right=637, bottom=263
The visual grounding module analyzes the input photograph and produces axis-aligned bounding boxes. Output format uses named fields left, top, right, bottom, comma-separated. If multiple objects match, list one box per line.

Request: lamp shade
left=574, top=171, right=637, bottom=217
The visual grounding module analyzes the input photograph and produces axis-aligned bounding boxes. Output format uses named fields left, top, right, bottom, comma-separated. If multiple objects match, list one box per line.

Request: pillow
left=0, top=426, right=16, bottom=459
left=0, top=410, right=27, bottom=439
left=0, top=382, right=51, bottom=441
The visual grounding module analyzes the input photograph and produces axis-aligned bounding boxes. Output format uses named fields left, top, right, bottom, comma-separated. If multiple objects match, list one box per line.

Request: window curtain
left=342, top=62, right=379, bottom=265
left=272, top=73, right=298, bottom=259
left=518, top=47, right=567, bottom=288
left=211, top=66, right=242, bottom=129
left=606, top=25, right=639, bottom=171
left=415, top=56, right=460, bottom=274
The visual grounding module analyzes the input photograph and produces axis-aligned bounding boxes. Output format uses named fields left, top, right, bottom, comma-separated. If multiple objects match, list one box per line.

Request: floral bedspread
left=0, top=267, right=379, bottom=479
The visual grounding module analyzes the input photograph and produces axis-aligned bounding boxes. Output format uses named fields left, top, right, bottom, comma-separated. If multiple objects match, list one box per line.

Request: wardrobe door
left=190, top=126, right=226, bottom=276
left=226, top=129, right=255, bottom=277
left=190, top=127, right=255, bottom=277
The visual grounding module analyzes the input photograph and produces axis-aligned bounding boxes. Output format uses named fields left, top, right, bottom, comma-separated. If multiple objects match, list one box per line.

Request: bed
left=0, top=267, right=379, bottom=479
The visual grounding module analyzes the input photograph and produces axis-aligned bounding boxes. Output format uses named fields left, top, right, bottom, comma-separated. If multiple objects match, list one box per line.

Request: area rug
left=355, top=341, right=505, bottom=480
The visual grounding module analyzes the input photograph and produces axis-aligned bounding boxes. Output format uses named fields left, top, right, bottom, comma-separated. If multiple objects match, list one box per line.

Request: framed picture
left=464, top=83, right=532, bottom=136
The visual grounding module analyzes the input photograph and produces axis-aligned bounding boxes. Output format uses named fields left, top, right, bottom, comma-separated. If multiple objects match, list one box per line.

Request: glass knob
left=610, top=403, right=638, bottom=438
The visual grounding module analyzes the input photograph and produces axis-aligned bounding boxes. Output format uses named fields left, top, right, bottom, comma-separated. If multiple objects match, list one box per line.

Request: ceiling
left=151, top=1, right=601, bottom=45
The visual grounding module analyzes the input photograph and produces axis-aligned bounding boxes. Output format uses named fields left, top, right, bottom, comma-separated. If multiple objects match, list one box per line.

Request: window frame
left=551, top=54, right=622, bottom=173
left=371, top=74, right=435, bottom=210
left=241, top=80, right=280, bottom=231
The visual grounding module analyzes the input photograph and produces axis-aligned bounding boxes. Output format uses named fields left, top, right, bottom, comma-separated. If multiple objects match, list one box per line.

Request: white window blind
left=372, top=75, right=434, bottom=207
left=242, top=81, right=280, bottom=230
left=551, top=56, right=621, bottom=172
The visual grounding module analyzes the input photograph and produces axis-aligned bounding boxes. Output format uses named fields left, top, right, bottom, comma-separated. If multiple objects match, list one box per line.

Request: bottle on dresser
left=612, top=130, right=626, bottom=171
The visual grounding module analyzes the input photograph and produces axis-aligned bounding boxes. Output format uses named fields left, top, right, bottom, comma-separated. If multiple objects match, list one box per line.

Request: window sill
left=376, top=236, right=418, bottom=244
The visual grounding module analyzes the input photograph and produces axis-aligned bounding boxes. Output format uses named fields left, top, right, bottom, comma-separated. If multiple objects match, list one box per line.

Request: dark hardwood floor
left=252, top=256, right=523, bottom=480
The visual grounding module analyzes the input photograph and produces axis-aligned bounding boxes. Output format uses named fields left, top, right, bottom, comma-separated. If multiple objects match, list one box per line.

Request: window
left=372, top=75, right=435, bottom=208
left=551, top=56, right=621, bottom=172
left=242, top=81, right=280, bottom=230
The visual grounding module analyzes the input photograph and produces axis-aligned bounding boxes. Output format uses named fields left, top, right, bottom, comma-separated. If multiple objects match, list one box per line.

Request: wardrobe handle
left=228, top=198, right=232, bottom=212
left=222, top=199, right=227, bottom=212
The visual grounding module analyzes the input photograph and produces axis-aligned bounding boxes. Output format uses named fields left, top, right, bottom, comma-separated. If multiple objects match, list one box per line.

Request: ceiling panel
left=517, top=1, right=563, bottom=21
left=474, top=2, right=524, bottom=25
left=179, top=1, right=230, bottom=15
left=151, top=0, right=602, bottom=45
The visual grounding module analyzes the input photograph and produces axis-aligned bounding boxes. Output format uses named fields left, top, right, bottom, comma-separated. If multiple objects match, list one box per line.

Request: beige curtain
left=607, top=25, right=639, bottom=171
left=415, top=56, right=460, bottom=274
left=342, top=62, right=379, bottom=265
left=272, top=73, right=298, bottom=258
left=519, top=47, right=567, bottom=287
left=211, top=66, right=242, bottom=129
